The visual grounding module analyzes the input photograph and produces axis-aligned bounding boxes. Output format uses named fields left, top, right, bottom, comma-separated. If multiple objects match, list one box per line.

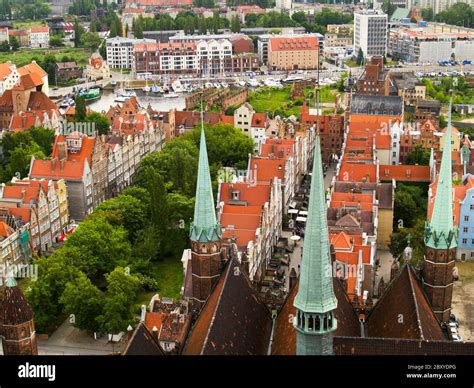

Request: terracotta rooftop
left=122, top=322, right=165, bottom=355
left=366, top=265, right=445, bottom=341
left=183, top=257, right=272, bottom=355
left=270, top=36, right=318, bottom=52
left=378, top=164, right=430, bottom=182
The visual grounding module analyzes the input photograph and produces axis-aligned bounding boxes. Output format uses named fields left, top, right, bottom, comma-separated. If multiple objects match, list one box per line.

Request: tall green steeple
left=425, top=99, right=457, bottom=249
left=189, top=117, right=222, bottom=243
left=294, top=135, right=337, bottom=355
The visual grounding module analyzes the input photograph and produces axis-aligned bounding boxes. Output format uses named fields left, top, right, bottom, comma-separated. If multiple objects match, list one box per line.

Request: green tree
left=49, top=36, right=64, bottom=47
left=94, top=194, right=147, bottom=242
left=75, top=96, right=87, bottom=121
left=73, top=18, right=83, bottom=48
left=356, top=47, right=364, bottom=66
left=27, top=252, right=81, bottom=332
left=80, top=32, right=102, bottom=51
left=394, top=189, right=418, bottom=229
left=60, top=272, right=103, bottom=333
left=421, top=8, right=434, bottom=21
left=231, top=15, right=241, bottom=33
left=381, top=0, right=397, bottom=18
left=85, top=112, right=109, bottom=135
left=29, top=127, right=55, bottom=156
left=61, top=216, right=132, bottom=278
left=0, top=40, right=9, bottom=52
left=97, top=292, right=133, bottom=334
left=105, top=266, right=141, bottom=305
left=405, top=144, right=430, bottom=165
left=8, top=143, right=45, bottom=179
left=9, top=36, right=19, bottom=51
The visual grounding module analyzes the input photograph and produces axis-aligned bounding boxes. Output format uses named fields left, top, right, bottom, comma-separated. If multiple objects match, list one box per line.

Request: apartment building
left=106, top=37, right=154, bottom=69
left=354, top=9, right=388, bottom=58
left=134, top=42, right=199, bottom=75
left=389, top=23, right=474, bottom=63
left=29, top=26, right=50, bottom=49
left=267, top=36, right=319, bottom=71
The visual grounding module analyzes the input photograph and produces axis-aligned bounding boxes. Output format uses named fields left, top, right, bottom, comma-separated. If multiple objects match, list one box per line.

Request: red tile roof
left=270, top=36, right=318, bottom=52
left=338, top=163, right=377, bottom=183
left=250, top=157, right=285, bottom=182
left=378, top=164, right=430, bottom=182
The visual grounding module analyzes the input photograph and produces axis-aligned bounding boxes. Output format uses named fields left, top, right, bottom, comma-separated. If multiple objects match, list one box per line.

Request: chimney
left=127, top=325, right=133, bottom=341
left=151, top=326, right=158, bottom=341
left=140, top=305, right=146, bottom=322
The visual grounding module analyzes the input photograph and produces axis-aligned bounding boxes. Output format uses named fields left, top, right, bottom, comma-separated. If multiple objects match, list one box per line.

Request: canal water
left=87, top=90, right=186, bottom=113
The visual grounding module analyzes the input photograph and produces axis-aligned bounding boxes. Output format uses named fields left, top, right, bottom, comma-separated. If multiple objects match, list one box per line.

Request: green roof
left=6, top=274, right=17, bottom=288
left=390, top=7, right=410, bottom=21
left=294, top=136, right=337, bottom=314
left=189, top=125, right=222, bottom=243
left=425, top=99, right=457, bottom=249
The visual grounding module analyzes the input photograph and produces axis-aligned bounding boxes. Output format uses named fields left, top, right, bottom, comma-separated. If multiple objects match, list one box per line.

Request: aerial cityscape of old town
left=0, top=0, right=473, bottom=383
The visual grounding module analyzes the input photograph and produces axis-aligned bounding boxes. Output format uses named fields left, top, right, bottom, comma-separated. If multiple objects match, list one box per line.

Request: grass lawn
left=13, top=20, right=46, bottom=30
left=457, top=261, right=474, bottom=284
left=304, top=85, right=337, bottom=104
left=248, top=85, right=303, bottom=117
left=134, top=257, right=183, bottom=310
left=0, top=47, right=92, bottom=68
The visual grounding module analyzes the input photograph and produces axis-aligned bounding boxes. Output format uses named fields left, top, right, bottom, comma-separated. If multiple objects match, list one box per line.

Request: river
left=87, top=90, right=186, bottom=113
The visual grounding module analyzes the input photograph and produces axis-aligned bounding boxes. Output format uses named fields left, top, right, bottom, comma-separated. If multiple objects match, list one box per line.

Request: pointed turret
left=293, top=135, right=337, bottom=355
left=423, top=98, right=457, bottom=323
left=189, top=107, right=223, bottom=310
left=0, top=274, right=38, bottom=355
left=425, top=99, right=457, bottom=249
left=189, top=120, right=221, bottom=243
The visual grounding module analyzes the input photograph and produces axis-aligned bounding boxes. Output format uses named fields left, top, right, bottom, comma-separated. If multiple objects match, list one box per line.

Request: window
left=464, top=227, right=469, bottom=233
left=465, top=216, right=470, bottom=222
left=463, top=238, right=467, bottom=244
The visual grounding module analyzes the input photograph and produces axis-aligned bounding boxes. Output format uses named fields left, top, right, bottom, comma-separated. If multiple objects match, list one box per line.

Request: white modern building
left=106, top=37, right=153, bottom=69
left=276, top=0, right=293, bottom=9
left=354, top=9, right=388, bottom=58
left=196, top=39, right=233, bottom=77
left=409, top=0, right=474, bottom=14
left=389, top=23, right=474, bottom=63
left=29, top=26, right=50, bottom=48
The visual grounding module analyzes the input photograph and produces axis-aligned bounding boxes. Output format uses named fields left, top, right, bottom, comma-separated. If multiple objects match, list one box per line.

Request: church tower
left=293, top=135, right=337, bottom=355
left=423, top=99, right=457, bottom=323
left=0, top=276, right=38, bottom=355
left=189, top=121, right=222, bottom=310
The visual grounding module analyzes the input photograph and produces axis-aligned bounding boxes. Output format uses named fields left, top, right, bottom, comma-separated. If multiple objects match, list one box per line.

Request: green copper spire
left=293, top=136, right=337, bottom=355
left=294, top=136, right=337, bottom=313
left=5, top=273, right=17, bottom=287
left=425, top=98, right=457, bottom=249
left=189, top=112, right=222, bottom=243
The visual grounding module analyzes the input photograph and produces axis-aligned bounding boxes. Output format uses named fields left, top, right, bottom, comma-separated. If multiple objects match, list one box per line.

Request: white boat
left=213, top=83, right=221, bottom=89
left=151, top=84, right=160, bottom=93
left=237, top=80, right=246, bottom=87
left=143, top=86, right=151, bottom=93
left=171, top=80, right=185, bottom=93
left=205, top=82, right=213, bottom=89
left=114, top=96, right=128, bottom=103
left=248, top=79, right=260, bottom=87
left=221, top=82, right=229, bottom=88
left=163, top=92, right=179, bottom=98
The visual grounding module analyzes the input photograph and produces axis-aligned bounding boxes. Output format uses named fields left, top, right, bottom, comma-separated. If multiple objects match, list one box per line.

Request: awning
left=288, top=209, right=299, bottom=214
left=289, top=201, right=297, bottom=208
left=299, top=210, right=308, bottom=216
left=296, top=216, right=307, bottom=222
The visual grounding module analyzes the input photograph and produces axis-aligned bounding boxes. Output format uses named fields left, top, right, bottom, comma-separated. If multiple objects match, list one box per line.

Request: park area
left=248, top=84, right=337, bottom=118
left=0, top=47, right=92, bottom=68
